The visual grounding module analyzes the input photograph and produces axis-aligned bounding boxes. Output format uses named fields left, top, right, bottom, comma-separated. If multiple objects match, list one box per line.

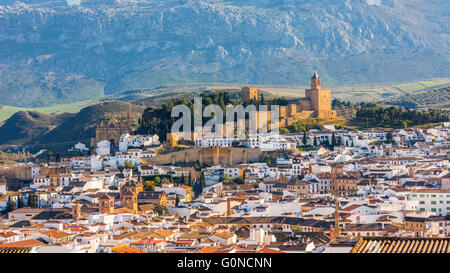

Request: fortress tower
left=241, top=86, right=258, bottom=102
left=304, top=72, right=336, bottom=119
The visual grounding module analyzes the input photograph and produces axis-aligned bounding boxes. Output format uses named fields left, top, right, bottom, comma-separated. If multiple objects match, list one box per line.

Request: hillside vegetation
left=385, top=86, right=450, bottom=109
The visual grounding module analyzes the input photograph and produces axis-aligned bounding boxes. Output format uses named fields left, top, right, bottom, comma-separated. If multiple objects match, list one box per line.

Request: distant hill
left=0, top=101, right=145, bottom=148
left=0, top=111, right=73, bottom=145
left=0, top=0, right=448, bottom=107
left=385, top=85, right=450, bottom=109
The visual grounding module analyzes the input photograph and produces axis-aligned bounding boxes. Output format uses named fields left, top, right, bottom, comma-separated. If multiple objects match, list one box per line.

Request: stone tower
left=71, top=201, right=81, bottom=220
left=333, top=199, right=341, bottom=243
left=99, top=194, right=115, bottom=214
left=122, top=190, right=138, bottom=214
left=305, top=72, right=336, bottom=119
left=241, top=86, right=258, bottom=102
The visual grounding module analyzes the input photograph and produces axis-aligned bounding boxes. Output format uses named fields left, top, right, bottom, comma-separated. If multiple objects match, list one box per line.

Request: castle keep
left=166, top=73, right=337, bottom=146
left=302, top=72, right=336, bottom=119
left=241, top=72, right=337, bottom=123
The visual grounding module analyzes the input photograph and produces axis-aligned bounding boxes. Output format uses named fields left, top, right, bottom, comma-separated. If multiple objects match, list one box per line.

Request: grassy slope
left=0, top=100, right=97, bottom=121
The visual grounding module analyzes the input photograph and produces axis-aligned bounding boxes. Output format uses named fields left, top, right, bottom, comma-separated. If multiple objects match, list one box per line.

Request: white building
left=118, top=134, right=159, bottom=152
left=410, top=189, right=450, bottom=216
left=96, top=141, right=111, bottom=156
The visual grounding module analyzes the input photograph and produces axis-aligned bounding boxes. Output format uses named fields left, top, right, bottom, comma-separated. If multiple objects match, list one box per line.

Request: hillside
left=0, top=0, right=448, bottom=107
left=385, top=85, right=450, bottom=109
left=0, top=101, right=145, bottom=148
left=0, top=111, right=73, bottom=145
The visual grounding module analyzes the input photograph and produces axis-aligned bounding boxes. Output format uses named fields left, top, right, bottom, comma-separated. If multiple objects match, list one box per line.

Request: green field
left=0, top=100, right=97, bottom=121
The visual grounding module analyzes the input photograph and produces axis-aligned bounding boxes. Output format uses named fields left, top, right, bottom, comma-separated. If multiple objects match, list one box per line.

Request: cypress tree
left=331, top=132, right=336, bottom=147
left=200, top=172, right=205, bottom=189
left=6, top=196, right=14, bottom=212
left=17, top=196, right=24, bottom=208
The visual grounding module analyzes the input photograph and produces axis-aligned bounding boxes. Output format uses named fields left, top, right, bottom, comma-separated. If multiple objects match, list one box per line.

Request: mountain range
left=0, top=0, right=449, bottom=107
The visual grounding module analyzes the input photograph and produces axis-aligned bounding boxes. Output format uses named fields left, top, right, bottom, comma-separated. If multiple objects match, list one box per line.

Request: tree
left=161, top=177, right=170, bottom=184
left=313, top=135, right=318, bottom=147
left=293, top=225, right=303, bottom=233
left=28, top=194, right=38, bottom=208
left=6, top=196, right=15, bottom=212
left=260, top=93, right=264, bottom=104
left=302, top=131, right=308, bottom=145
left=233, top=176, right=244, bottom=184
left=222, top=174, right=231, bottom=183
left=175, top=195, right=180, bottom=207
left=153, top=205, right=169, bottom=215
left=124, top=160, right=134, bottom=168
left=386, top=131, right=393, bottom=143
left=17, top=196, right=24, bottom=209
left=402, top=121, right=408, bottom=129
left=144, top=181, right=155, bottom=191
left=154, top=176, right=161, bottom=186
left=200, top=172, right=206, bottom=190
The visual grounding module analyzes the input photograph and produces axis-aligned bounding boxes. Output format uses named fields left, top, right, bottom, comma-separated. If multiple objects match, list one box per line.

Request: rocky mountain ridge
left=0, top=0, right=448, bottom=107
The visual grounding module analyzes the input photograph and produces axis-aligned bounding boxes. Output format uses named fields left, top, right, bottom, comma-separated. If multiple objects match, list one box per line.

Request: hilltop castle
left=166, top=73, right=337, bottom=146
left=242, top=72, right=337, bottom=123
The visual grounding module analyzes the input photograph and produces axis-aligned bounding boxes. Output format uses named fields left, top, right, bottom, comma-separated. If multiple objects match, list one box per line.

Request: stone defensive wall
left=142, top=146, right=266, bottom=166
